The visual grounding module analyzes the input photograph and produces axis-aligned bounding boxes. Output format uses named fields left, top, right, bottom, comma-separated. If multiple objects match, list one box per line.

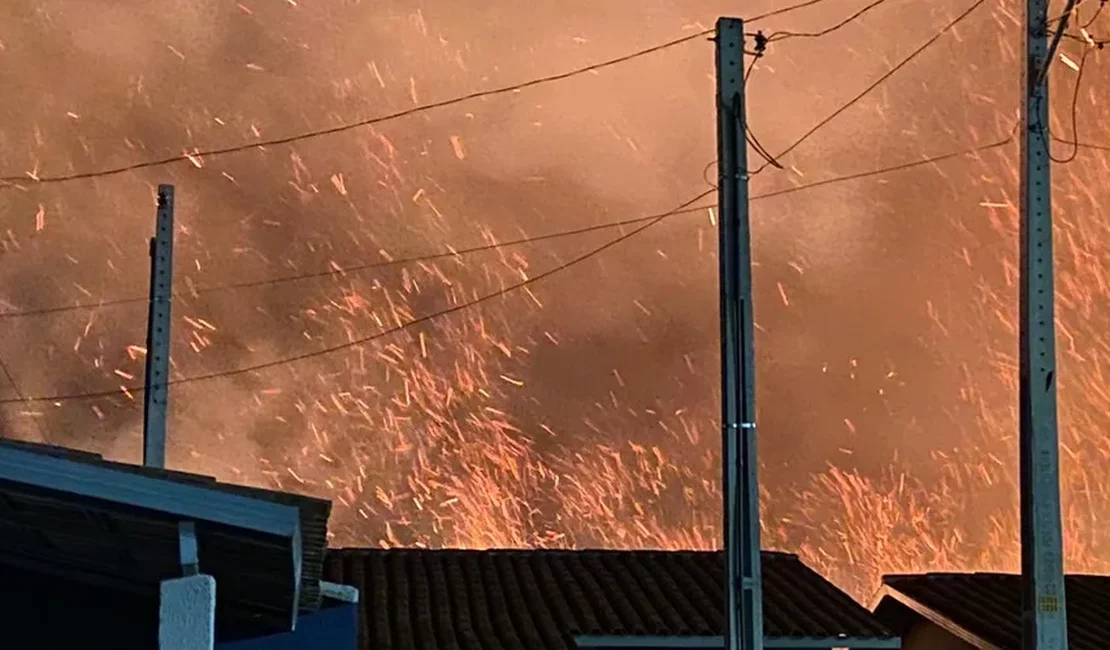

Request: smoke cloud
left=2, top=0, right=1109, bottom=598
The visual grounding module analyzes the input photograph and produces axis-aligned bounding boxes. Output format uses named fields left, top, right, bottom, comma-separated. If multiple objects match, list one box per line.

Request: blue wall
left=216, top=601, right=359, bottom=650
left=0, top=563, right=357, bottom=650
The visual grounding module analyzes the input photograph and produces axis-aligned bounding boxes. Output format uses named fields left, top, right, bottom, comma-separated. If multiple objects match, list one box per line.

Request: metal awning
left=0, top=440, right=331, bottom=632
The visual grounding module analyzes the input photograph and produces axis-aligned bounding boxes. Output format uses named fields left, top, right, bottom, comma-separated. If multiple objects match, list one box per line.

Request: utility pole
left=143, top=185, right=175, bottom=469
left=1019, top=0, right=1069, bottom=648
left=716, top=17, right=763, bottom=650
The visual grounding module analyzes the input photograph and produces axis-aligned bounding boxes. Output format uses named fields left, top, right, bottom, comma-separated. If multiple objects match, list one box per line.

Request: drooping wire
left=747, top=0, right=853, bottom=23
left=0, top=27, right=1016, bottom=325
left=702, top=159, right=719, bottom=188
left=0, top=0, right=904, bottom=190
left=0, top=126, right=1016, bottom=321
left=0, top=190, right=715, bottom=403
left=752, top=0, right=988, bottom=174
left=0, top=0, right=1011, bottom=402
left=0, top=135, right=1017, bottom=405
left=1046, top=19, right=1107, bottom=154
left=752, top=132, right=1013, bottom=201
left=1082, top=0, right=1108, bottom=27
left=1036, top=0, right=1081, bottom=87
left=1047, top=0, right=1088, bottom=25
left=0, top=354, right=50, bottom=442
left=1046, top=46, right=1095, bottom=164
left=0, top=31, right=714, bottom=189
left=0, top=211, right=703, bottom=319
left=766, top=0, right=893, bottom=42
left=744, top=32, right=785, bottom=174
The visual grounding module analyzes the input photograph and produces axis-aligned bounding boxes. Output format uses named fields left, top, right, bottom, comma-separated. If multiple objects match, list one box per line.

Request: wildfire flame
left=0, top=0, right=1108, bottom=603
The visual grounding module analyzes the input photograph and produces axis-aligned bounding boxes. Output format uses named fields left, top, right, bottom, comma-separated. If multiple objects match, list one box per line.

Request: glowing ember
left=0, top=0, right=1108, bottom=603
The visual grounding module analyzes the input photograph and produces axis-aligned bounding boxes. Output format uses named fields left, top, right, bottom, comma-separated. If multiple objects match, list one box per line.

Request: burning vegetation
left=0, top=0, right=1108, bottom=601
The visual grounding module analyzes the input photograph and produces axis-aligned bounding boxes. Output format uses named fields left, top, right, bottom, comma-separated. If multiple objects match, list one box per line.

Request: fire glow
left=0, top=0, right=1108, bottom=602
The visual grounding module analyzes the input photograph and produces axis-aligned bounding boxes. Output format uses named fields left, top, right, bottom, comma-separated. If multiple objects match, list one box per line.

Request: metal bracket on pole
left=143, top=185, right=175, bottom=469
left=1019, top=0, right=1068, bottom=648
left=716, top=17, right=764, bottom=650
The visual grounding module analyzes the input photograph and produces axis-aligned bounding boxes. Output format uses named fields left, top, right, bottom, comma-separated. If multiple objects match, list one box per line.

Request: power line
left=0, top=210, right=701, bottom=319
left=747, top=0, right=854, bottom=23
left=743, top=53, right=785, bottom=173
left=751, top=132, right=1013, bottom=200
left=0, top=130, right=1012, bottom=321
left=1049, top=22, right=1108, bottom=153
left=766, top=0, right=894, bottom=42
left=3, top=35, right=733, bottom=188
left=0, top=0, right=870, bottom=190
left=1048, top=0, right=1091, bottom=25
left=1059, top=31, right=1110, bottom=45
left=0, top=0, right=973, bottom=319
left=0, top=0, right=1014, bottom=401
left=0, top=136, right=1015, bottom=405
left=1054, top=135, right=1110, bottom=150
left=705, top=0, right=997, bottom=192
left=718, top=0, right=988, bottom=176
left=0, top=353, right=49, bottom=442
left=754, top=0, right=989, bottom=173
left=1082, top=0, right=1108, bottom=28
left=1035, top=0, right=1081, bottom=87
left=0, top=190, right=713, bottom=404
left=0, top=32, right=711, bottom=188
left=0, top=0, right=992, bottom=322
left=0, top=0, right=899, bottom=320
left=1045, top=45, right=1093, bottom=164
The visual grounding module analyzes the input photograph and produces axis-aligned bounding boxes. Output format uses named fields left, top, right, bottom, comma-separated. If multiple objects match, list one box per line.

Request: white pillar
left=159, top=574, right=216, bottom=650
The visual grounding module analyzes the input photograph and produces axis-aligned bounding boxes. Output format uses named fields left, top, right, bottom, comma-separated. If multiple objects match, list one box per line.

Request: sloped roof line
left=324, top=547, right=898, bottom=650
left=874, top=572, right=1110, bottom=650
left=870, top=584, right=999, bottom=650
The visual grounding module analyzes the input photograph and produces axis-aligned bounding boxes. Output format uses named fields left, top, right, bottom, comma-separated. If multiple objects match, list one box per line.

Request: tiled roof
left=323, top=548, right=896, bottom=650
left=875, top=573, right=1110, bottom=650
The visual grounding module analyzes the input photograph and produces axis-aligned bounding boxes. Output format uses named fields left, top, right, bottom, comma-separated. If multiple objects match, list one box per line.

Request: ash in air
left=0, top=0, right=1107, bottom=600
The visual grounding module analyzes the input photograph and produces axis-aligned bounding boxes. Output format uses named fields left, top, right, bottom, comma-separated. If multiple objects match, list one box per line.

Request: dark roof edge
left=870, top=585, right=1000, bottom=650
left=883, top=571, right=1110, bottom=582
left=0, top=443, right=302, bottom=538
left=326, top=547, right=799, bottom=559
left=787, top=552, right=894, bottom=635
left=573, top=635, right=902, bottom=649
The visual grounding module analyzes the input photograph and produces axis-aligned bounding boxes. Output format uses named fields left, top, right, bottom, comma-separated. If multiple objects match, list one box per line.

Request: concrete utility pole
left=143, top=185, right=175, bottom=469
left=1019, top=0, right=1069, bottom=648
left=716, top=17, right=763, bottom=650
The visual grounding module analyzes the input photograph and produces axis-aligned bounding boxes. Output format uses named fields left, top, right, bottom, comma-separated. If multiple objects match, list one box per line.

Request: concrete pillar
left=159, top=574, right=216, bottom=650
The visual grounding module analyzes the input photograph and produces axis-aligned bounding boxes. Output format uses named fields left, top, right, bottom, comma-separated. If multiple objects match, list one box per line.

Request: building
left=871, top=572, right=1110, bottom=650
left=322, top=547, right=901, bottom=650
left=0, top=439, right=359, bottom=650
left=0, top=435, right=905, bottom=650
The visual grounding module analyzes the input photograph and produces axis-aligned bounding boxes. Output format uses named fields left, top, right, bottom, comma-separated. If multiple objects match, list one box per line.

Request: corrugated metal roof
left=0, top=440, right=331, bottom=618
left=877, top=573, right=1110, bottom=650
left=323, top=547, right=896, bottom=650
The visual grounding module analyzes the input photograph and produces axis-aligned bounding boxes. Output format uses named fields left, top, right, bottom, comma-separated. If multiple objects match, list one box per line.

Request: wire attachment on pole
left=753, top=31, right=768, bottom=55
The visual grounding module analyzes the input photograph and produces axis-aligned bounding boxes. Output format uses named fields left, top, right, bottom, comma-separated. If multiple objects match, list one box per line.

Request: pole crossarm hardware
left=716, top=17, right=764, bottom=650
left=1019, top=0, right=1069, bottom=648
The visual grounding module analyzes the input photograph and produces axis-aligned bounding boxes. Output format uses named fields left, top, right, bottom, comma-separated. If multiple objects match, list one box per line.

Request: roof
left=323, top=547, right=897, bottom=650
left=0, top=439, right=332, bottom=630
left=874, top=572, right=1110, bottom=650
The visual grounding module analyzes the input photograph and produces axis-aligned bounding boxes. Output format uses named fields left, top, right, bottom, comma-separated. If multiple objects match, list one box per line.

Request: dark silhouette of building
left=323, top=547, right=900, bottom=650
left=872, top=572, right=1110, bottom=650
